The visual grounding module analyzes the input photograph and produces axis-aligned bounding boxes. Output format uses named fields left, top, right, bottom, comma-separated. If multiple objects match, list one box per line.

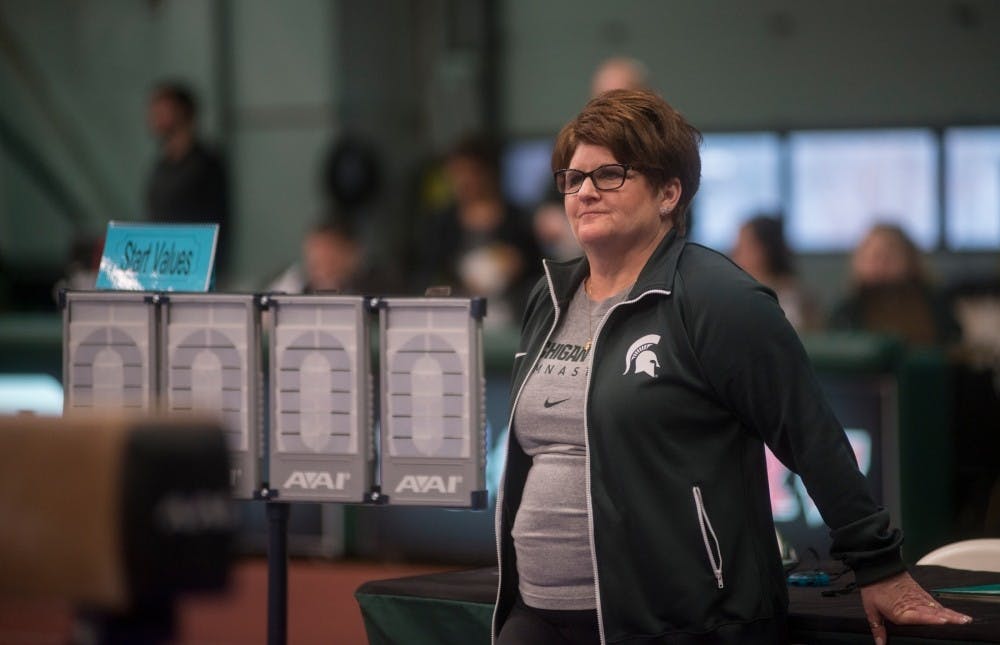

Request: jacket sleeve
left=676, top=256, right=905, bottom=586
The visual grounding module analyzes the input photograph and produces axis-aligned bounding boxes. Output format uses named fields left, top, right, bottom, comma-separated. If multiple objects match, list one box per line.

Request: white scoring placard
left=267, top=295, right=372, bottom=502
left=378, top=297, right=486, bottom=508
left=160, top=293, right=261, bottom=499
left=63, top=291, right=157, bottom=414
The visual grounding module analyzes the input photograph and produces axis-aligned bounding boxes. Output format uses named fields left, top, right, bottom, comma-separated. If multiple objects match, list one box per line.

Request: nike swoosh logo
left=543, top=397, right=570, bottom=408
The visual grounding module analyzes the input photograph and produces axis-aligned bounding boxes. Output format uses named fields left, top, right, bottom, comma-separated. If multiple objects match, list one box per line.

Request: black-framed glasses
left=554, top=163, right=632, bottom=195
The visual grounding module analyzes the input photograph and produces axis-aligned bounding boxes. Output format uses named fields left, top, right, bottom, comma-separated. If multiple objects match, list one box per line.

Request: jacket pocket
left=692, top=486, right=724, bottom=589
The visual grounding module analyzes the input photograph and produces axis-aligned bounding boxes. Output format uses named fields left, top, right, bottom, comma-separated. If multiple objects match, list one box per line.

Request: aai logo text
left=283, top=471, right=351, bottom=490
left=394, top=475, right=463, bottom=494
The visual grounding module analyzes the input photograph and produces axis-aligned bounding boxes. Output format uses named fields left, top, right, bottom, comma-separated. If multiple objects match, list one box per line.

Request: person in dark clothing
left=493, top=90, right=972, bottom=645
left=414, top=134, right=541, bottom=328
left=829, top=223, right=960, bottom=346
left=145, top=81, right=230, bottom=276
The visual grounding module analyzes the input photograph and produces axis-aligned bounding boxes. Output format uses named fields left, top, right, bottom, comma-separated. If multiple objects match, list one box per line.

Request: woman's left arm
left=676, top=260, right=971, bottom=638
left=679, top=266, right=900, bottom=576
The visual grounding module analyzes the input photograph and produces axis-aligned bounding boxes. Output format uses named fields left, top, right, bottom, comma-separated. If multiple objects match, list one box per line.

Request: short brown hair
left=552, top=89, right=702, bottom=234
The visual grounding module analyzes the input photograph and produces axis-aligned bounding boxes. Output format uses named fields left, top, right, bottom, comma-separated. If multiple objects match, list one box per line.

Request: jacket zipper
left=692, top=486, right=725, bottom=589
left=491, top=261, right=563, bottom=645
left=583, top=287, right=671, bottom=645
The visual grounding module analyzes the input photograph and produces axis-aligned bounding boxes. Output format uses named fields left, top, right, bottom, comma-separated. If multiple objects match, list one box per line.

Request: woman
left=829, top=223, right=960, bottom=346
left=730, top=215, right=818, bottom=332
left=493, top=90, right=971, bottom=644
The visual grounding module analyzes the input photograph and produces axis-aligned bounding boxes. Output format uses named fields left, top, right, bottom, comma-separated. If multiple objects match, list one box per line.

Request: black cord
left=821, top=581, right=858, bottom=597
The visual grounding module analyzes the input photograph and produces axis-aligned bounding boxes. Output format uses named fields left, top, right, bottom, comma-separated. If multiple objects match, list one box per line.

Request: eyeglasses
left=554, top=163, right=633, bottom=195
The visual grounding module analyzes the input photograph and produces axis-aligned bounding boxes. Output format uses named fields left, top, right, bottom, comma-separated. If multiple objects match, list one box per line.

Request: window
left=787, top=129, right=939, bottom=251
left=691, top=133, right=782, bottom=252
left=503, top=126, right=998, bottom=253
left=945, top=127, right=1000, bottom=250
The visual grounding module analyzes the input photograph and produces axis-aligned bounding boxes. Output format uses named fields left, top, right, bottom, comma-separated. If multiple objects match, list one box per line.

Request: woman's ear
left=658, top=177, right=682, bottom=217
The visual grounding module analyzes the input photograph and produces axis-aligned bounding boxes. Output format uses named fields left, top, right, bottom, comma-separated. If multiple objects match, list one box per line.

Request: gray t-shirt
left=512, top=281, right=626, bottom=610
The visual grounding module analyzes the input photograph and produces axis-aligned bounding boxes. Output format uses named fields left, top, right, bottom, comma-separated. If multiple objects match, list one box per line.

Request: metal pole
left=266, top=501, right=289, bottom=645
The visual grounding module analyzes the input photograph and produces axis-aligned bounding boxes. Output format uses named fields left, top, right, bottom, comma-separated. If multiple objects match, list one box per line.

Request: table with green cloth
left=355, top=565, right=1000, bottom=644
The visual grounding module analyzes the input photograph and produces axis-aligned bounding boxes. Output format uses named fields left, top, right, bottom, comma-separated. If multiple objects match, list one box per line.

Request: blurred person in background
left=269, top=217, right=392, bottom=295
left=51, top=235, right=103, bottom=298
left=590, top=56, right=649, bottom=97
left=730, top=214, right=819, bottom=332
left=493, top=90, right=970, bottom=645
left=145, top=81, right=230, bottom=277
left=319, top=133, right=386, bottom=263
left=414, top=134, right=540, bottom=327
left=532, top=188, right=581, bottom=262
left=829, top=223, right=960, bottom=346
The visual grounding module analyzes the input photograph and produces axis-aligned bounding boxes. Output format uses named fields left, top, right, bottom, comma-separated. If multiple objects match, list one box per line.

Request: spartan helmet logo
left=623, top=334, right=661, bottom=377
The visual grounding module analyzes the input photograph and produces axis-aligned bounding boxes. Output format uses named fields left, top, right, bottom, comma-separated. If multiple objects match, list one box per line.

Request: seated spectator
left=829, top=223, right=960, bottom=346
left=413, top=134, right=541, bottom=327
left=730, top=215, right=819, bottom=331
left=952, top=285, right=1000, bottom=362
left=269, top=217, right=392, bottom=295
left=51, top=236, right=103, bottom=303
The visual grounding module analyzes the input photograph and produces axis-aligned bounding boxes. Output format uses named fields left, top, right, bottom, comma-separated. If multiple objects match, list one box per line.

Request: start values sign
left=96, top=221, right=218, bottom=292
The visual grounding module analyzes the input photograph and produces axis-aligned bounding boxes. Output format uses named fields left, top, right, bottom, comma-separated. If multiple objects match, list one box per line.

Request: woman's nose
left=576, top=175, right=600, bottom=200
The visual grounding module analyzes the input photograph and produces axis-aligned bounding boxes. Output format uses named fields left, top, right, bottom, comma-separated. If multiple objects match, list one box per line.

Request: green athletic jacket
left=492, top=230, right=905, bottom=644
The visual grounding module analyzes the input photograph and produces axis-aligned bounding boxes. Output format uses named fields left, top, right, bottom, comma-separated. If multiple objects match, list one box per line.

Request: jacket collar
left=543, top=228, right=686, bottom=306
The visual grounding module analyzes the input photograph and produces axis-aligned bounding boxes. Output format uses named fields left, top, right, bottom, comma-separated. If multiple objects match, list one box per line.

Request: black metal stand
left=266, top=501, right=289, bottom=645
